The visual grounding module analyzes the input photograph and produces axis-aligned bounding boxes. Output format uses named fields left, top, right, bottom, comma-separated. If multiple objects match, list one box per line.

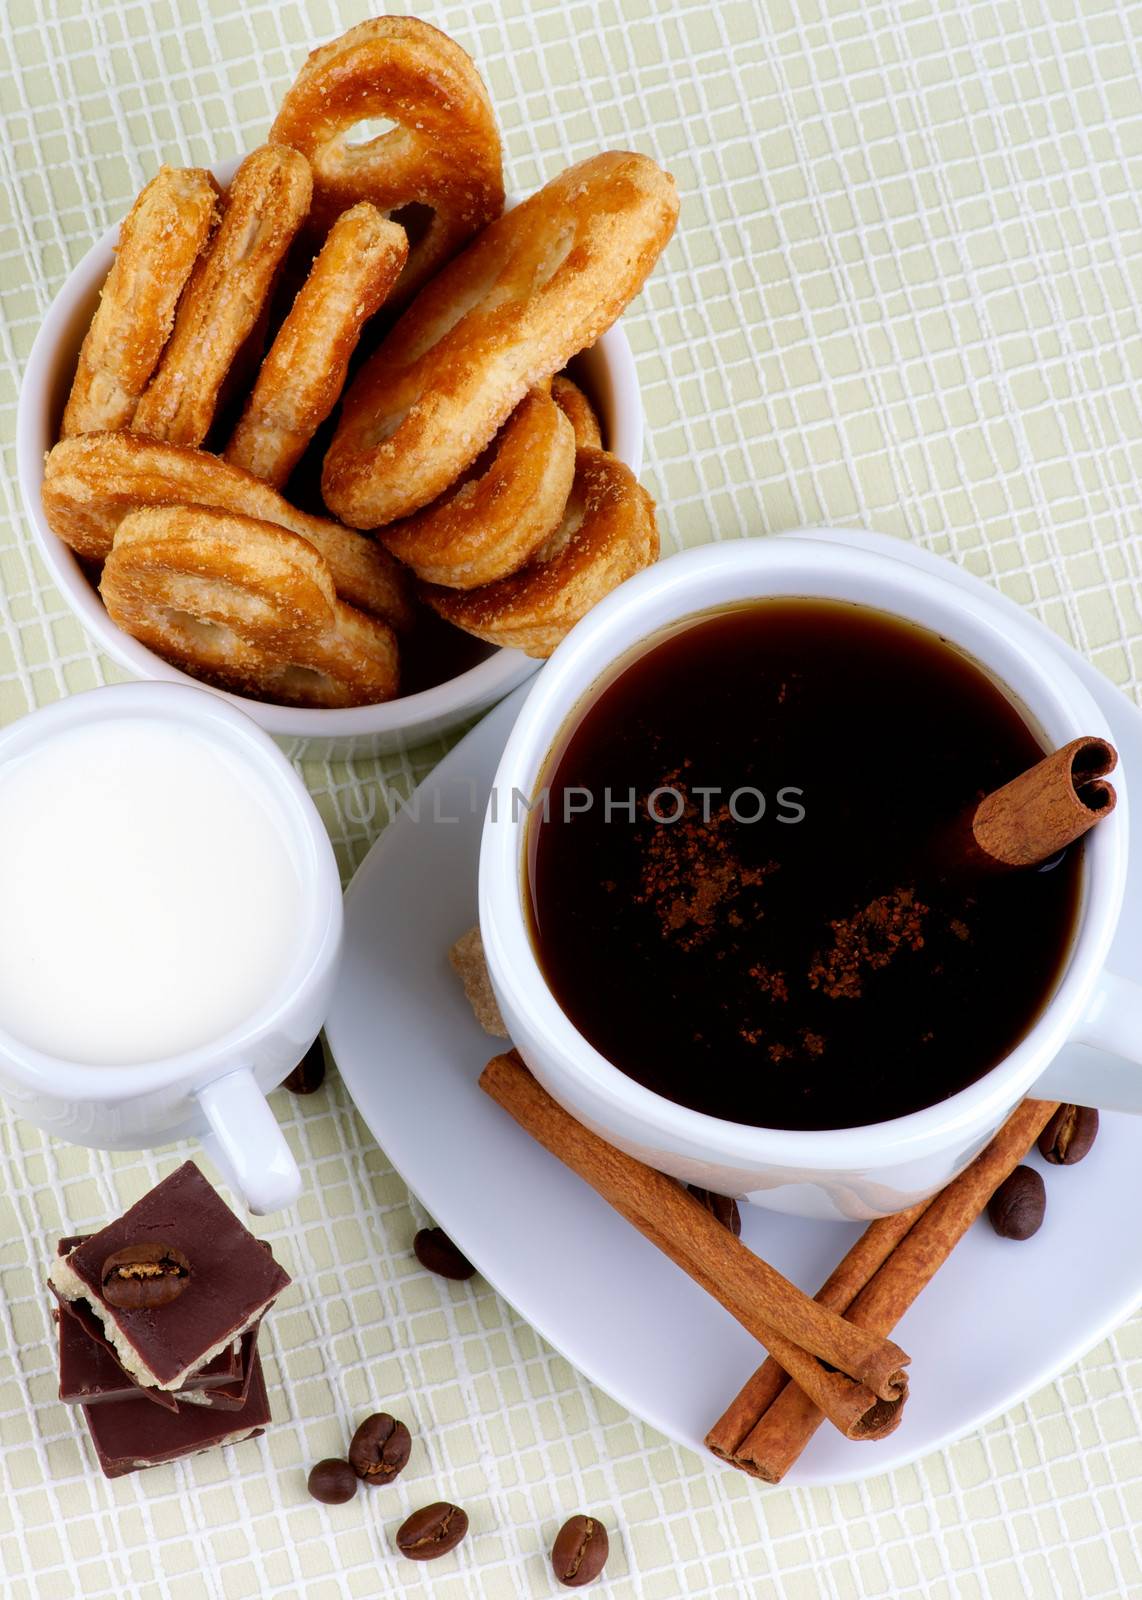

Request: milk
left=0, top=717, right=303, bottom=1065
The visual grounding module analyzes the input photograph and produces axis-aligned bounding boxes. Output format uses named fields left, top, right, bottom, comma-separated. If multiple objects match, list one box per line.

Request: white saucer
left=324, top=529, right=1142, bottom=1486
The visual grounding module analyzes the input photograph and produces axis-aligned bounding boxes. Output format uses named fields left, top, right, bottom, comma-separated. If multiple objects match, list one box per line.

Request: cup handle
left=1034, top=970, right=1142, bottom=1111
left=195, top=1068, right=302, bottom=1215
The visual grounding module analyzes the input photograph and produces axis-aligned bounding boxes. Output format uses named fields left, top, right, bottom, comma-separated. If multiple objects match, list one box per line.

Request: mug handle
left=195, top=1068, right=302, bottom=1215
left=1035, top=970, right=1142, bottom=1111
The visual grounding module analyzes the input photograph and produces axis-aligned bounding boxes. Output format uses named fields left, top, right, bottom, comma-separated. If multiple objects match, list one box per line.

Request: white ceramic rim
left=0, top=680, right=343, bottom=1098
left=15, top=170, right=645, bottom=740
left=480, top=536, right=1128, bottom=1170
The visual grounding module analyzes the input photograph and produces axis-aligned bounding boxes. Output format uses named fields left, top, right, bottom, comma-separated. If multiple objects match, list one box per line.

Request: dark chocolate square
left=58, top=1308, right=176, bottom=1411
left=56, top=1290, right=260, bottom=1413
left=53, top=1238, right=243, bottom=1409
left=51, top=1163, right=290, bottom=1390
left=82, top=1355, right=270, bottom=1478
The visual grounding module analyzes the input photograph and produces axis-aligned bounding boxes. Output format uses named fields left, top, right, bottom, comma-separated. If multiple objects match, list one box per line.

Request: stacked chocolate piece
left=47, top=1161, right=291, bottom=1478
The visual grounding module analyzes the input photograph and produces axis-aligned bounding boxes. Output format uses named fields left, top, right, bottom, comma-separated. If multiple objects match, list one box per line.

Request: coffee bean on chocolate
left=687, top=1185, right=741, bottom=1238
left=395, top=1501, right=469, bottom=1561
left=987, top=1166, right=1046, bottom=1240
left=101, top=1242, right=190, bottom=1309
left=1038, top=1104, right=1099, bottom=1166
left=413, top=1227, right=476, bottom=1281
left=552, top=1514, right=610, bottom=1588
left=307, top=1458, right=357, bottom=1504
left=349, top=1412, right=411, bottom=1485
left=284, top=1038, right=326, bottom=1095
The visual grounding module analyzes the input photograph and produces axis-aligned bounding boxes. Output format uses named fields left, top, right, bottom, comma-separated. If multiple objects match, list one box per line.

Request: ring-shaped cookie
left=423, top=447, right=659, bottom=657
left=551, top=374, right=603, bottom=451
left=43, top=432, right=415, bottom=633
left=101, top=503, right=335, bottom=649
left=132, top=144, right=313, bottom=448
left=379, top=387, right=575, bottom=589
left=224, top=203, right=408, bottom=490
left=62, top=167, right=219, bottom=438
left=101, top=505, right=399, bottom=708
left=270, top=16, right=503, bottom=305
left=322, top=150, right=678, bottom=529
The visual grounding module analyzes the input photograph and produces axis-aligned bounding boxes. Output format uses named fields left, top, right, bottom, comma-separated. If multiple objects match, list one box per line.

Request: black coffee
left=526, top=599, right=1082, bottom=1131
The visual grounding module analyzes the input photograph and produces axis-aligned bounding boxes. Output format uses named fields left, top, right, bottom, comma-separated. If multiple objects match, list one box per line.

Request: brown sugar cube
left=448, top=926, right=508, bottom=1038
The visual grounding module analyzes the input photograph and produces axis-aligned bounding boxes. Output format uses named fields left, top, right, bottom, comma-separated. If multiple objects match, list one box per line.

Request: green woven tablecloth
left=3, top=2, right=1142, bottom=1595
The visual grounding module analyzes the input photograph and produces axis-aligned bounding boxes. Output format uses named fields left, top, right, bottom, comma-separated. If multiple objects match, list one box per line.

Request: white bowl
left=16, top=171, right=645, bottom=759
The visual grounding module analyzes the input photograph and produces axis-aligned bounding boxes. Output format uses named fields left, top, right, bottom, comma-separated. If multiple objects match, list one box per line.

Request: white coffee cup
left=0, top=680, right=343, bottom=1213
left=479, top=536, right=1142, bottom=1221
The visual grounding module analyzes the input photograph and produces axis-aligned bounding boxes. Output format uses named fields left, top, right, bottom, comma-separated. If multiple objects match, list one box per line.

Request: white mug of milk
left=0, top=681, right=343, bottom=1213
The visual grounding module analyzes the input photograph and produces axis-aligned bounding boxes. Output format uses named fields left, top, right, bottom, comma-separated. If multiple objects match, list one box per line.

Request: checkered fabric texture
left=3, top=1, right=1142, bottom=1595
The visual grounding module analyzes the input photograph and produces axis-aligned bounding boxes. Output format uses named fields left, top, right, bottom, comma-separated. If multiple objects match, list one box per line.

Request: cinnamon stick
left=737, top=1321, right=905, bottom=1441
left=479, top=1052, right=910, bottom=1439
left=960, top=737, right=1117, bottom=870
left=717, top=1097, right=1058, bottom=1482
left=706, top=1195, right=933, bottom=1464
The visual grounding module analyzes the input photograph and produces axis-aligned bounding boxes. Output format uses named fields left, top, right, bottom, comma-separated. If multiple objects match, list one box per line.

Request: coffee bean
left=413, top=1227, right=476, bottom=1281
left=284, top=1038, right=326, bottom=1095
left=395, top=1502, right=469, bottom=1561
left=987, top=1166, right=1046, bottom=1240
left=348, top=1412, right=411, bottom=1485
left=687, top=1185, right=741, bottom=1237
left=552, top=1514, right=609, bottom=1588
left=307, top=1458, right=357, bottom=1504
left=101, top=1242, right=190, bottom=1309
left=1038, top=1104, right=1098, bottom=1166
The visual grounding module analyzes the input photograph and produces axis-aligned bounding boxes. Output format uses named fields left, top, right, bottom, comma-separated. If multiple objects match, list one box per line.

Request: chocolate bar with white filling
left=49, top=1163, right=290, bottom=1391
left=54, top=1237, right=246, bottom=1410
left=56, top=1294, right=260, bottom=1412
left=82, top=1354, right=270, bottom=1478
left=57, top=1305, right=175, bottom=1411
left=173, top=1322, right=261, bottom=1411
